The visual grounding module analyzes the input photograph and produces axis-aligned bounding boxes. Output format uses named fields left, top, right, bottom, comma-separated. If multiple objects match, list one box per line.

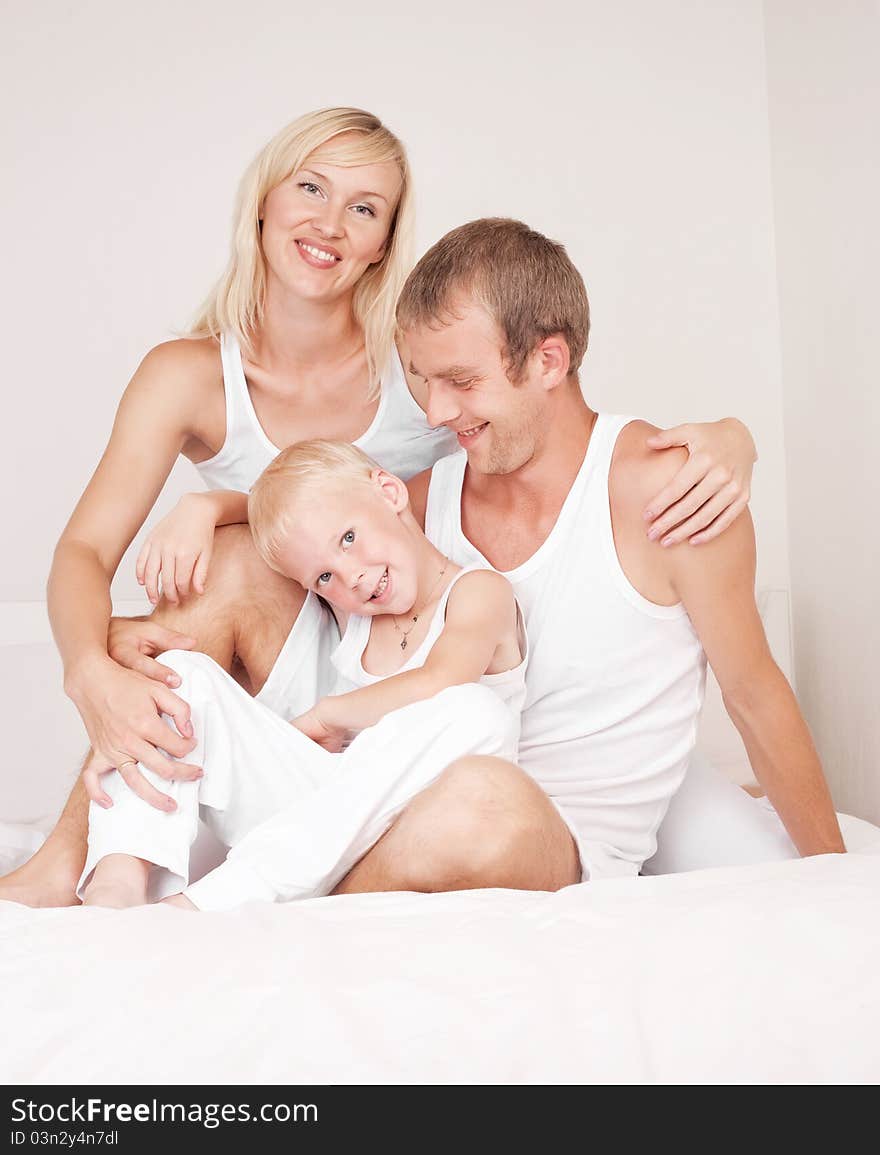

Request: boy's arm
left=664, top=511, right=845, bottom=856
left=134, top=489, right=250, bottom=605
left=307, top=571, right=517, bottom=737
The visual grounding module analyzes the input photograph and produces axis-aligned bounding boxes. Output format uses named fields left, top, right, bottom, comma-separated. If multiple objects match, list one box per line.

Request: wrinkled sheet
left=2, top=850, right=879, bottom=1085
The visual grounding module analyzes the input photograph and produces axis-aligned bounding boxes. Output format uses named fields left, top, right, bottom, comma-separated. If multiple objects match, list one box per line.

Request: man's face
left=404, top=301, right=552, bottom=476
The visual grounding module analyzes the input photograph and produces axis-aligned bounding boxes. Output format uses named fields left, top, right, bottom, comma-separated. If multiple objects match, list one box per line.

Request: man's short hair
left=249, top=439, right=377, bottom=570
left=396, top=218, right=590, bottom=381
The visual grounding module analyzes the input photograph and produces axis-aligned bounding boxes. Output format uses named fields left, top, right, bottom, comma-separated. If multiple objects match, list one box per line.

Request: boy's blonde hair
left=190, top=108, right=414, bottom=396
left=249, top=440, right=379, bottom=569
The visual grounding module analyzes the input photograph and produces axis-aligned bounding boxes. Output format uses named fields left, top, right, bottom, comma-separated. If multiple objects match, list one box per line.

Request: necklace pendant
left=400, top=637, right=408, bottom=651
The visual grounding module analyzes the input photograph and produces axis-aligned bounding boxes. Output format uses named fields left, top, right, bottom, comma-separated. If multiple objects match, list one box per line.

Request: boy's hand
left=136, top=493, right=219, bottom=605
left=291, top=702, right=351, bottom=753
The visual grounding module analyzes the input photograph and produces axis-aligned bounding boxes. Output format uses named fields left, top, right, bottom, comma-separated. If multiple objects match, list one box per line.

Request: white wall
left=2, top=0, right=791, bottom=604
left=764, top=0, right=880, bottom=822
left=1, top=1, right=796, bottom=807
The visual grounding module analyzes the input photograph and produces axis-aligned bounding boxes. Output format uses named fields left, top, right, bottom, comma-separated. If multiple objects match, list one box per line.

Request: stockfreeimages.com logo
left=11, top=1099, right=318, bottom=1130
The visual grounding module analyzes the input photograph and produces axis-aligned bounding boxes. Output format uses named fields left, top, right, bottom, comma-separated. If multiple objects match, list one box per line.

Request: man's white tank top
left=194, top=332, right=457, bottom=492
left=330, top=565, right=529, bottom=733
left=424, top=414, right=707, bottom=880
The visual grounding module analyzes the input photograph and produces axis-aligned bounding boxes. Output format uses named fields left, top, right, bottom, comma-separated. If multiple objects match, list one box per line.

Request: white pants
left=644, top=748, right=798, bottom=874
left=253, top=594, right=801, bottom=876
left=79, top=651, right=519, bottom=909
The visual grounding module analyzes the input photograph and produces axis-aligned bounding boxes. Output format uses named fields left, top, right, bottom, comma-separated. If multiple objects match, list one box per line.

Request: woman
left=3, top=108, right=755, bottom=906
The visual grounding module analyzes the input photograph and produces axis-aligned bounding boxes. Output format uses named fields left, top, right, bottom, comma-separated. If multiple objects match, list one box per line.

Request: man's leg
left=642, top=749, right=797, bottom=874
left=0, top=526, right=306, bottom=908
left=332, top=756, right=582, bottom=896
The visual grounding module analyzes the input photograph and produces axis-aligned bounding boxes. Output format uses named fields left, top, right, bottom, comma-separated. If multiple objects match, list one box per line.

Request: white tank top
left=330, top=565, right=528, bottom=725
left=194, top=332, right=458, bottom=492
left=424, top=415, right=707, bottom=879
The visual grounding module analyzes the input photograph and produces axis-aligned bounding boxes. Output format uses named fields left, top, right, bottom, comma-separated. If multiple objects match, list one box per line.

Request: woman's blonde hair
left=190, top=108, right=414, bottom=393
left=249, top=439, right=378, bottom=570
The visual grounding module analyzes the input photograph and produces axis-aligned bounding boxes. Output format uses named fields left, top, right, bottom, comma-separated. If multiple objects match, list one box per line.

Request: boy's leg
left=81, top=650, right=333, bottom=906
left=185, top=684, right=520, bottom=910
left=0, top=526, right=306, bottom=908
left=82, top=855, right=152, bottom=909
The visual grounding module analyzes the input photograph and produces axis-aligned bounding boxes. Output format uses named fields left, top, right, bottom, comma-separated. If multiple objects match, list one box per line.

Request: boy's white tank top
left=194, top=332, right=457, bottom=492
left=424, top=414, right=707, bottom=880
left=330, top=564, right=528, bottom=725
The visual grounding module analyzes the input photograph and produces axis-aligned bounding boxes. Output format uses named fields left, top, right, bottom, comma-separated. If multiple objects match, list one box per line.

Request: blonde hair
left=249, top=439, right=379, bottom=569
left=397, top=217, right=590, bottom=382
left=190, top=108, right=414, bottom=394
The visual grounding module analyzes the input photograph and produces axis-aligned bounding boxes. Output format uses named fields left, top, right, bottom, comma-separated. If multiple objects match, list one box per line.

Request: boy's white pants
left=78, top=651, right=519, bottom=910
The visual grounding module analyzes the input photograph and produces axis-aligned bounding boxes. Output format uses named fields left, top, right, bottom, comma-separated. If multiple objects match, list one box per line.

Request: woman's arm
left=293, top=571, right=516, bottom=748
left=643, top=418, right=757, bottom=544
left=49, top=340, right=216, bottom=806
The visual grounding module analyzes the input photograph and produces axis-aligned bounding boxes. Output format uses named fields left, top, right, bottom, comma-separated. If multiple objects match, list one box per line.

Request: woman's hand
left=65, top=654, right=202, bottom=810
left=136, top=493, right=219, bottom=605
left=643, top=417, right=757, bottom=545
left=107, top=617, right=196, bottom=687
left=291, top=702, right=351, bottom=753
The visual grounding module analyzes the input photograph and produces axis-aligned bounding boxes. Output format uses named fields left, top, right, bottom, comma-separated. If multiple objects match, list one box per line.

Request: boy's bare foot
left=162, top=893, right=197, bottom=911
left=82, top=854, right=150, bottom=909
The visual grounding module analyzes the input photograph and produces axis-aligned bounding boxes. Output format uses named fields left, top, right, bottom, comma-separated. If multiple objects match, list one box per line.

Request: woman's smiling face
left=260, top=134, right=403, bottom=305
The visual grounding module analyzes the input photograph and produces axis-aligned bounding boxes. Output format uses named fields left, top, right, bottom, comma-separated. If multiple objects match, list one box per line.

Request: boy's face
left=272, top=472, right=420, bottom=616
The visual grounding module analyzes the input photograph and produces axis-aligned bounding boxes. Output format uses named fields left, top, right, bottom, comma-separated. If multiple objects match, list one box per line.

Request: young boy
left=79, top=440, right=527, bottom=910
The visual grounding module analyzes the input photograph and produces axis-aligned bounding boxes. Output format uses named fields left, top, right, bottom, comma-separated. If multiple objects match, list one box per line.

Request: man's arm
left=612, top=424, right=845, bottom=857
left=667, top=511, right=844, bottom=855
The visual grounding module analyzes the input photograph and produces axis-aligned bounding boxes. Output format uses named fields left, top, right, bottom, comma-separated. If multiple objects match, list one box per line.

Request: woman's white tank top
left=194, top=332, right=458, bottom=491
left=330, top=564, right=528, bottom=721
left=424, top=414, right=707, bottom=879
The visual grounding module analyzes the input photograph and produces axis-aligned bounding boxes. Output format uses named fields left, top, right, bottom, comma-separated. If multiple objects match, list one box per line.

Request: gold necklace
left=392, top=561, right=449, bottom=651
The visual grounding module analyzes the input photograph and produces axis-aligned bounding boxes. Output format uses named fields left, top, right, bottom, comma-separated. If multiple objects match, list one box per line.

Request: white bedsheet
left=3, top=848, right=880, bottom=1085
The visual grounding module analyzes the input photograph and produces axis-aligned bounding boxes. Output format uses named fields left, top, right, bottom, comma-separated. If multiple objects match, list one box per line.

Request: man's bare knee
left=397, top=757, right=580, bottom=893
left=153, top=525, right=264, bottom=626
left=148, top=525, right=253, bottom=635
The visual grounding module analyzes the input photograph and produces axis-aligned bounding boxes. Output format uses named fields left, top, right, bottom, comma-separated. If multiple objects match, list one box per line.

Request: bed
left=2, top=596, right=880, bottom=1085
left=2, top=830, right=879, bottom=1085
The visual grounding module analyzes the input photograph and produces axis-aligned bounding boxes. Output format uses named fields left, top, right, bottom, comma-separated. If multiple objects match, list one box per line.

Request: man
left=342, top=217, right=843, bottom=889
left=2, top=219, right=843, bottom=904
